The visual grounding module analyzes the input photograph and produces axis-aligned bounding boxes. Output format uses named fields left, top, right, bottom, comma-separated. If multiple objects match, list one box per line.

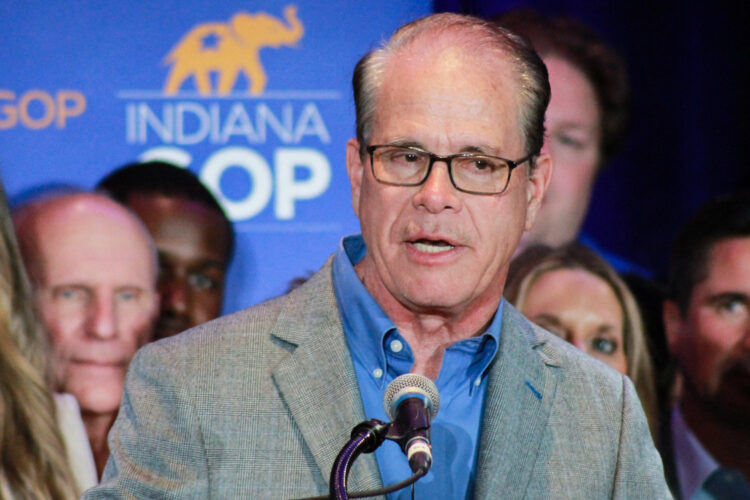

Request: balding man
left=85, top=13, right=668, bottom=498
left=14, top=193, right=159, bottom=479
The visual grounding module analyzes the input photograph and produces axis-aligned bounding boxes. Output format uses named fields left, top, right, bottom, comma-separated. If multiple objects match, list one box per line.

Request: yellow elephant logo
left=163, top=5, right=304, bottom=96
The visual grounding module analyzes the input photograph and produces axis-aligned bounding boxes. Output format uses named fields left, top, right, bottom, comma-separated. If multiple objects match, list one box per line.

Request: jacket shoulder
left=133, top=257, right=337, bottom=374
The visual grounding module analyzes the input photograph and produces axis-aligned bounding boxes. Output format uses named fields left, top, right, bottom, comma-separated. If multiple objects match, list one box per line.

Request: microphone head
left=383, top=373, right=440, bottom=421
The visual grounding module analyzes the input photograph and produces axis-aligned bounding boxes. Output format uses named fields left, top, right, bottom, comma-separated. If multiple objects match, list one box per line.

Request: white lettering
left=256, top=103, right=293, bottom=143
left=221, top=103, right=258, bottom=143
left=126, top=101, right=331, bottom=145
left=294, top=103, right=330, bottom=143
left=175, top=102, right=210, bottom=145
left=209, top=104, right=221, bottom=143
left=126, top=103, right=136, bottom=143
left=201, top=147, right=273, bottom=220
left=274, top=148, right=331, bottom=219
left=138, top=103, right=173, bottom=143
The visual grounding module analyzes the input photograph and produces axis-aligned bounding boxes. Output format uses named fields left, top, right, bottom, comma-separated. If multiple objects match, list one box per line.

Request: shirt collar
left=672, top=405, right=720, bottom=499
left=469, top=299, right=502, bottom=382
left=332, top=234, right=502, bottom=391
left=333, top=235, right=394, bottom=387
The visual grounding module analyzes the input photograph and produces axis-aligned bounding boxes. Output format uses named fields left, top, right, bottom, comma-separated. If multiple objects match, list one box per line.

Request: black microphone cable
left=292, top=468, right=427, bottom=500
left=293, top=374, right=440, bottom=500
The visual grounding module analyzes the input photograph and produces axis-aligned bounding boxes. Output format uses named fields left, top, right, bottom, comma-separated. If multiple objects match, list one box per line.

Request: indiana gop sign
left=0, top=1, right=431, bottom=312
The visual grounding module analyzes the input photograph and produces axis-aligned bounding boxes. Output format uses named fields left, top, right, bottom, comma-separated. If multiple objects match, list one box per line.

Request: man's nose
left=161, top=277, right=189, bottom=315
left=412, top=160, right=461, bottom=213
left=88, top=295, right=116, bottom=339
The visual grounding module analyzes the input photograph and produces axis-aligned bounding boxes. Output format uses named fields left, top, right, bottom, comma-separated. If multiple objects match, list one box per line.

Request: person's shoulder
left=538, top=322, right=621, bottom=379
left=510, top=314, right=670, bottom=498
left=142, top=294, right=284, bottom=358
left=54, top=394, right=98, bottom=492
left=134, top=258, right=336, bottom=370
left=507, top=304, right=626, bottom=399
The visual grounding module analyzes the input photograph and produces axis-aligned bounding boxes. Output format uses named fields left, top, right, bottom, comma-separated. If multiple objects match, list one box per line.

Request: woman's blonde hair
left=505, top=243, right=658, bottom=435
left=0, top=182, right=78, bottom=499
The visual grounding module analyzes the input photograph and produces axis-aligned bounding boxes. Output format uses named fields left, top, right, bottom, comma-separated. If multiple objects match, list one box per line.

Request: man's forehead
left=127, top=193, right=230, bottom=264
left=37, top=204, right=144, bottom=248
left=28, top=194, right=144, bottom=238
left=126, top=192, right=212, bottom=216
left=390, top=32, right=513, bottom=78
left=695, top=237, right=750, bottom=295
left=33, top=202, right=155, bottom=287
left=127, top=194, right=227, bottom=238
left=39, top=247, right=155, bottom=290
left=706, top=238, right=750, bottom=274
left=374, top=42, right=523, bottom=154
left=380, top=32, right=519, bottom=95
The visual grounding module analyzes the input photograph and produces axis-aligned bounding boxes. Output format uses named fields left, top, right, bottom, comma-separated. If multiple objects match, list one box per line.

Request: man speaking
left=86, top=13, right=669, bottom=498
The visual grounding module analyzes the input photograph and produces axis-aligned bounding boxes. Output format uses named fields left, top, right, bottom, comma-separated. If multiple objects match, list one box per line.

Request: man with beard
left=662, top=192, right=750, bottom=498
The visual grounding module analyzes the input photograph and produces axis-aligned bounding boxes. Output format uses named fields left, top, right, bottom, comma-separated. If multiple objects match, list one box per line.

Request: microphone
left=383, top=373, right=440, bottom=474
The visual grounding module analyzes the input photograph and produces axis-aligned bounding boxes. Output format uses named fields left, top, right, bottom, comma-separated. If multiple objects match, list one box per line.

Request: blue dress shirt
left=671, top=407, right=719, bottom=499
left=332, top=235, right=501, bottom=499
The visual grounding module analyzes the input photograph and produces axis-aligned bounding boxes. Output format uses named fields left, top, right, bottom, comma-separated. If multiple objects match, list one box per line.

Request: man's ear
left=345, top=138, right=365, bottom=219
left=663, top=299, right=684, bottom=355
left=524, top=152, right=553, bottom=231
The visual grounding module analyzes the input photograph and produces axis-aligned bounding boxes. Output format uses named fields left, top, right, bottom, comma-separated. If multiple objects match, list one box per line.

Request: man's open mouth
left=412, top=239, right=455, bottom=253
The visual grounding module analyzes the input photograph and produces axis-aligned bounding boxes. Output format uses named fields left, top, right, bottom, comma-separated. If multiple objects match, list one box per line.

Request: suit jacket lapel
left=270, top=260, right=383, bottom=493
left=474, top=304, right=561, bottom=498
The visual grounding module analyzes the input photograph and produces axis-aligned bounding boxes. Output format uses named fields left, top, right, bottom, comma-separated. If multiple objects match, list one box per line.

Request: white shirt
left=55, top=393, right=98, bottom=493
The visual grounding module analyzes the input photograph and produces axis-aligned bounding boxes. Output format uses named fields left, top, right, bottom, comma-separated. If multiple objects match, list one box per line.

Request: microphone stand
left=329, top=419, right=390, bottom=500
left=294, top=419, right=429, bottom=500
left=297, top=374, right=438, bottom=500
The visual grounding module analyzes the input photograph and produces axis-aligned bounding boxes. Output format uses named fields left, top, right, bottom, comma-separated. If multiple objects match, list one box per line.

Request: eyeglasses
left=366, top=144, right=532, bottom=195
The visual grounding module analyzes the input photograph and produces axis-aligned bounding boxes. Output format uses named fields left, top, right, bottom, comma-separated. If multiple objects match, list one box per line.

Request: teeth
left=413, top=241, right=454, bottom=253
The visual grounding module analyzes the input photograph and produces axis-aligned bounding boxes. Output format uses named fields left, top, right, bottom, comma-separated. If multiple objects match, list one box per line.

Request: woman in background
left=505, top=243, right=658, bottom=436
left=0, top=181, right=92, bottom=498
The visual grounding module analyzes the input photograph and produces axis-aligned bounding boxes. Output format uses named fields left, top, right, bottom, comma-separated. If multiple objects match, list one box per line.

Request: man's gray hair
left=352, top=13, right=550, bottom=164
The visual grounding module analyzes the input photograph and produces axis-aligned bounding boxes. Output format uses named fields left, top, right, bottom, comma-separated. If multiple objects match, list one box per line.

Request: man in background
left=495, top=9, right=647, bottom=275
left=13, top=192, right=159, bottom=478
left=662, top=193, right=750, bottom=498
left=98, top=162, right=234, bottom=339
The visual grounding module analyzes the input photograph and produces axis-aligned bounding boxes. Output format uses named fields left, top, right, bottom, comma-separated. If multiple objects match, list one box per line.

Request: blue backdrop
left=0, top=1, right=431, bottom=313
left=3, top=1, right=747, bottom=313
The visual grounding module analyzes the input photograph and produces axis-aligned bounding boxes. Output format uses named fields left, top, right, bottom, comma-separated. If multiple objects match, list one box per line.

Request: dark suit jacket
left=85, top=258, right=670, bottom=499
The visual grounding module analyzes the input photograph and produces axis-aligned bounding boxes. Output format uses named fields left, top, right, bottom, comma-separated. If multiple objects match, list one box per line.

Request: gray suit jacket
left=84, top=258, right=671, bottom=499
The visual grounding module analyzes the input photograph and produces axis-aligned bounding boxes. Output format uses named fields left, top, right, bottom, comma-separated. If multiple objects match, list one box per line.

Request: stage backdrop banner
left=0, top=1, right=431, bottom=312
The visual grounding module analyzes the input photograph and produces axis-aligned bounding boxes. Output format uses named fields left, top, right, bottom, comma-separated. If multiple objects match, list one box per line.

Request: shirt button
left=373, top=368, right=383, bottom=379
left=390, top=339, right=403, bottom=353
left=474, top=377, right=481, bottom=387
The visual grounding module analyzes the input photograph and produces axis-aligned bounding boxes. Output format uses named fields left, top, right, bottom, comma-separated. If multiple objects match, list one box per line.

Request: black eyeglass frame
left=366, top=144, right=533, bottom=195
